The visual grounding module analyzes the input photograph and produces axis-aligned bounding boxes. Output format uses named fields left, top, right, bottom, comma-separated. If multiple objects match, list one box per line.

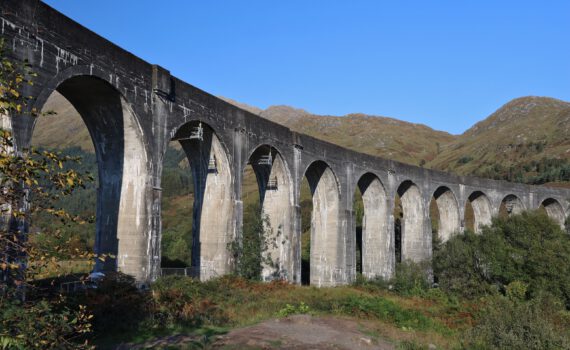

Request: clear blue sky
left=43, top=0, right=570, bottom=135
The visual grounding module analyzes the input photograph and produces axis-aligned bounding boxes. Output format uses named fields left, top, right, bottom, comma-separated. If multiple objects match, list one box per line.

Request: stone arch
left=396, top=180, right=429, bottom=262
left=356, top=172, right=390, bottom=279
left=303, top=160, right=342, bottom=287
left=539, top=198, right=566, bottom=228
left=173, top=120, right=234, bottom=280
left=466, top=191, right=492, bottom=233
left=246, top=144, right=293, bottom=281
left=431, top=186, right=461, bottom=243
left=30, top=74, right=151, bottom=281
left=500, top=194, right=524, bottom=217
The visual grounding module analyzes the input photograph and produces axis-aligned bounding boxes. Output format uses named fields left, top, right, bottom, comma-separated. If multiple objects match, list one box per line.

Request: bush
left=464, top=294, right=570, bottom=349
left=68, top=273, right=150, bottom=335
left=391, top=260, right=431, bottom=296
left=151, top=275, right=228, bottom=327
left=0, top=296, right=92, bottom=349
left=434, top=211, right=570, bottom=307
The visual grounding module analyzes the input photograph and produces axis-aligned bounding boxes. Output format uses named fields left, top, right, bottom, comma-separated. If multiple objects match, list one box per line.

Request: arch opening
left=466, top=191, right=492, bottom=233
left=430, top=187, right=460, bottom=244
left=539, top=198, right=565, bottom=228
left=499, top=194, right=524, bottom=218
left=159, top=143, right=194, bottom=270
left=174, top=121, right=233, bottom=280
left=243, top=145, right=293, bottom=281
left=356, top=173, right=389, bottom=279
left=396, top=180, right=428, bottom=262
left=31, top=76, right=149, bottom=280
left=302, top=161, right=341, bottom=287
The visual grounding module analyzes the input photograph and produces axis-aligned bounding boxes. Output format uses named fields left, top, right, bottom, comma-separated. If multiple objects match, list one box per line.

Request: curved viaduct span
left=2, top=0, right=569, bottom=286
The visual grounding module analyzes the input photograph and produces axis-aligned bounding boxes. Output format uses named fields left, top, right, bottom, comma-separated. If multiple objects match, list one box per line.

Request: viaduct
left=2, top=0, right=569, bottom=286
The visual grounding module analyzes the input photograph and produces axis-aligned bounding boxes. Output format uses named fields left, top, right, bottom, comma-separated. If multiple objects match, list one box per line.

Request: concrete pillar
left=181, top=125, right=234, bottom=280
left=398, top=181, right=430, bottom=262
left=359, top=176, right=390, bottom=279
left=306, top=162, right=343, bottom=287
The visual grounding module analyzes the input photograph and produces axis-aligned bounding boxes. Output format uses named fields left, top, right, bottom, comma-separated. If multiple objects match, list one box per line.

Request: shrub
left=391, top=260, right=431, bottom=296
left=0, top=297, right=92, bottom=349
left=434, top=211, right=570, bottom=307
left=228, top=203, right=280, bottom=281
left=150, top=275, right=228, bottom=327
left=68, top=272, right=150, bottom=336
left=464, top=294, right=570, bottom=349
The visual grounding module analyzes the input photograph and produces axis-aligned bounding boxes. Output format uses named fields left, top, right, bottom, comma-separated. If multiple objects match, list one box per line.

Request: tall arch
left=430, top=186, right=460, bottom=243
left=356, top=173, right=390, bottom=279
left=499, top=194, right=524, bottom=218
left=540, top=198, right=566, bottom=228
left=303, top=161, right=341, bottom=287
left=32, top=75, right=150, bottom=280
left=174, top=121, right=233, bottom=280
left=466, top=191, right=492, bottom=233
left=247, top=145, right=293, bottom=281
left=396, top=180, right=429, bottom=262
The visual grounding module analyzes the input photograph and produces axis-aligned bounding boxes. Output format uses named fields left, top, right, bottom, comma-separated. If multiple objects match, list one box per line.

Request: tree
left=0, top=39, right=95, bottom=349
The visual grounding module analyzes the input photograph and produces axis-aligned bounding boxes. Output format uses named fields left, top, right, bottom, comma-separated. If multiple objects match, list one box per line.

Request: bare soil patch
left=212, top=315, right=395, bottom=349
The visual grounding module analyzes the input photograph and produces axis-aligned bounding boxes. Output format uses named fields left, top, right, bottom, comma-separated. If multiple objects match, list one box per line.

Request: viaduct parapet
left=2, top=0, right=569, bottom=286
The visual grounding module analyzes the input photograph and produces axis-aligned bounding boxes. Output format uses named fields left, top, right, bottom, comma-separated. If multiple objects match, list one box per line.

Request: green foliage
left=0, top=298, right=92, bottom=350
left=474, top=157, right=570, bottom=184
left=434, top=211, right=570, bottom=307
left=228, top=203, right=279, bottom=280
left=457, top=156, right=474, bottom=165
left=276, top=302, right=310, bottom=317
left=339, top=294, right=447, bottom=333
left=391, top=260, right=431, bottom=297
left=463, top=294, right=570, bottom=349
left=0, top=40, right=96, bottom=349
left=161, top=147, right=192, bottom=198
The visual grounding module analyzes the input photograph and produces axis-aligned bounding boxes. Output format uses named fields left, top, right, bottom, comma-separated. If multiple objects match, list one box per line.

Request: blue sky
left=43, top=1, right=570, bottom=135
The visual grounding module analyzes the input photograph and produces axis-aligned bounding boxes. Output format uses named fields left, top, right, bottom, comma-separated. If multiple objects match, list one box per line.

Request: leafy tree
left=228, top=202, right=279, bottom=280
left=0, top=40, right=95, bottom=348
left=434, top=211, right=570, bottom=307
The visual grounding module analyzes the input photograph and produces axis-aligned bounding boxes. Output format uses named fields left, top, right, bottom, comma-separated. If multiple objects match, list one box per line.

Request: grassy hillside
left=428, top=96, right=570, bottom=185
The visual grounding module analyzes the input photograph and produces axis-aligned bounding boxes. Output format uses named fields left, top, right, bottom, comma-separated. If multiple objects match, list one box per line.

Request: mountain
left=427, top=96, right=570, bottom=186
left=256, top=106, right=454, bottom=166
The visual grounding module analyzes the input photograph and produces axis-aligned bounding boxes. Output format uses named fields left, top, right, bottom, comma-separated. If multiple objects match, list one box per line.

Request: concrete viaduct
left=2, top=0, right=569, bottom=286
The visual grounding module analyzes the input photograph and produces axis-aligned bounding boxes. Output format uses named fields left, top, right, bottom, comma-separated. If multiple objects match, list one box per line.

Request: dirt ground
left=212, top=315, right=395, bottom=349
left=117, top=315, right=396, bottom=349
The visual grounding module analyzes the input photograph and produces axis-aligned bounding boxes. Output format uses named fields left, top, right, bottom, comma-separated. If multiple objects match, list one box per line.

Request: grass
left=31, top=259, right=94, bottom=280
left=98, top=275, right=469, bottom=349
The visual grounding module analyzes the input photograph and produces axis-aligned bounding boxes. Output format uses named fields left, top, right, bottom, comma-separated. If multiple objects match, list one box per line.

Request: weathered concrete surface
left=2, top=0, right=569, bottom=285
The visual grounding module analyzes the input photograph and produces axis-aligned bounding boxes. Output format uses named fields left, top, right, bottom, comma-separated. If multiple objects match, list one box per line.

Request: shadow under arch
left=396, top=180, right=429, bottom=262
left=173, top=120, right=233, bottom=280
left=430, top=186, right=461, bottom=243
left=303, top=160, right=342, bottom=287
left=355, top=172, right=390, bottom=279
left=539, top=198, right=566, bottom=228
left=466, top=191, right=492, bottom=233
left=246, top=144, right=294, bottom=281
left=499, top=194, right=524, bottom=218
left=30, top=75, right=151, bottom=280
